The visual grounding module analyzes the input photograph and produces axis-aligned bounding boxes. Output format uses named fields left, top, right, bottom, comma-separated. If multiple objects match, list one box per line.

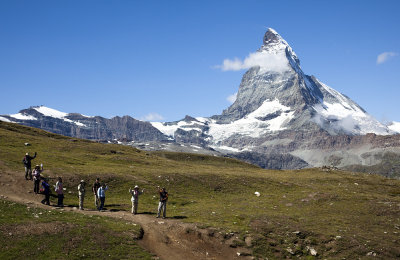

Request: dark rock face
left=2, top=107, right=168, bottom=142
left=230, top=152, right=309, bottom=170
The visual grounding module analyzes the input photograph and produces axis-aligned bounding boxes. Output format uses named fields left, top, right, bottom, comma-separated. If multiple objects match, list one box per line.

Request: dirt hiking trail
left=0, top=164, right=252, bottom=260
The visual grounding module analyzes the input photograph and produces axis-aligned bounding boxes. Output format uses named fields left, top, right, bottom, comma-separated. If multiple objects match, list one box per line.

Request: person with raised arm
left=97, top=183, right=108, bottom=211
left=22, top=152, right=37, bottom=180
left=129, top=185, right=144, bottom=215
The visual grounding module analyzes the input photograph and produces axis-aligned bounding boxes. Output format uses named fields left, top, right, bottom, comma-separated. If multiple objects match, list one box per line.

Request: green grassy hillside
left=1, top=121, right=399, bottom=259
left=0, top=199, right=152, bottom=259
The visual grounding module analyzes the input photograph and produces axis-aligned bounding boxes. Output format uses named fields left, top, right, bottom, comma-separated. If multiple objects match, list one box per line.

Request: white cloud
left=376, top=52, right=398, bottom=64
left=227, top=92, right=237, bottom=103
left=141, top=113, right=165, bottom=122
left=312, top=113, right=358, bottom=134
left=215, top=51, right=289, bottom=72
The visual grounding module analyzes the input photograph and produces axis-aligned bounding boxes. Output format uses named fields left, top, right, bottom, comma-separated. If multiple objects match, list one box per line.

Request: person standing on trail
left=22, top=152, right=37, bottom=180
left=156, top=187, right=168, bottom=219
left=55, top=177, right=64, bottom=207
left=40, top=178, right=50, bottom=205
left=32, top=164, right=43, bottom=194
left=78, top=180, right=86, bottom=210
left=129, top=185, right=144, bottom=215
left=92, top=178, right=101, bottom=208
left=97, top=183, right=108, bottom=211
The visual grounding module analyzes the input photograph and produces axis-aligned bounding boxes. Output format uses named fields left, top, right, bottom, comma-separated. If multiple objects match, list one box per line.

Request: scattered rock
left=245, top=236, right=253, bottom=247
left=286, top=248, right=295, bottom=255
left=306, top=246, right=317, bottom=256
left=254, top=191, right=260, bottom=197
left=24, top=143, right=31, bottom=146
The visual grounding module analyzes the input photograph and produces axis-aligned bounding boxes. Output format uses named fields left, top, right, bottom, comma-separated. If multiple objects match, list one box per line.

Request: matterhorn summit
left=219, top=28, right=390, bottom=136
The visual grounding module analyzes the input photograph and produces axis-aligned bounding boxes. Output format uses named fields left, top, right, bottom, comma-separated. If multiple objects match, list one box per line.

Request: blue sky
left=0, top=0, right=399, bottom=122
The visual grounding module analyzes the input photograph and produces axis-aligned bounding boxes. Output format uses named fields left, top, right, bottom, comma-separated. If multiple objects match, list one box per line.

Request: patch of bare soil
left=0, top=161, right=252, bottom=260
left=0, top=221, right=74, bottom=236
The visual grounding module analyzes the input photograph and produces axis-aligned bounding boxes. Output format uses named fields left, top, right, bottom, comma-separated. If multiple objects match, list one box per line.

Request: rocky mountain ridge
left=2, top=28, right=400, bottom=177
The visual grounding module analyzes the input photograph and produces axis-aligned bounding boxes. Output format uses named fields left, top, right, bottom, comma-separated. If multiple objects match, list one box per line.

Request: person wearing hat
left=156, top=186, right=168, bottom=219
left=78, top=180, right=86, bottom=210
left=40, top=177, right=50, bottom=205
left=32, top=164, right=43, bottom=194
left=22, top=152, right=37, bottom=180
left=129, top=185, right=145, bottom=215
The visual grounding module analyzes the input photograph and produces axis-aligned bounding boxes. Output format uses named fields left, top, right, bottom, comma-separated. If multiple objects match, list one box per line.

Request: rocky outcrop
left=2, top=107, right=168, bottom=142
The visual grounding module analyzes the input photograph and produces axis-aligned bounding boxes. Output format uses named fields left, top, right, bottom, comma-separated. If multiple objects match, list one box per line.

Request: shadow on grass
left=131, top=211, right=156, bottom=216
left=171, top=215, right=187, bottom=219
left=105, top=204, right=122, bottom=207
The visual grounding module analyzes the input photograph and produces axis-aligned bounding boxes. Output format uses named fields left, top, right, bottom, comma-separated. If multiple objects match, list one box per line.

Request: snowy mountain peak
left=263, top=28, right=287, bottom=46
left=33, top=106, right=68, bottom=119
left=259, top=28, right=300, bottom=70
left=218, top=28, right=393, bottom=136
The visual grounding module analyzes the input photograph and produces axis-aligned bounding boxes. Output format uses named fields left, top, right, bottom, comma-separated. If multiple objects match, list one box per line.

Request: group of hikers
left=22, top=152, right=169, bottom=218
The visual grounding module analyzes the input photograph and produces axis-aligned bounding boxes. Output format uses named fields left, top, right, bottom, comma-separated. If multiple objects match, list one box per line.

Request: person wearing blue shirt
left=97, top=184, right=108, bottom=211
left=41, top=178, right=50, bottom=205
